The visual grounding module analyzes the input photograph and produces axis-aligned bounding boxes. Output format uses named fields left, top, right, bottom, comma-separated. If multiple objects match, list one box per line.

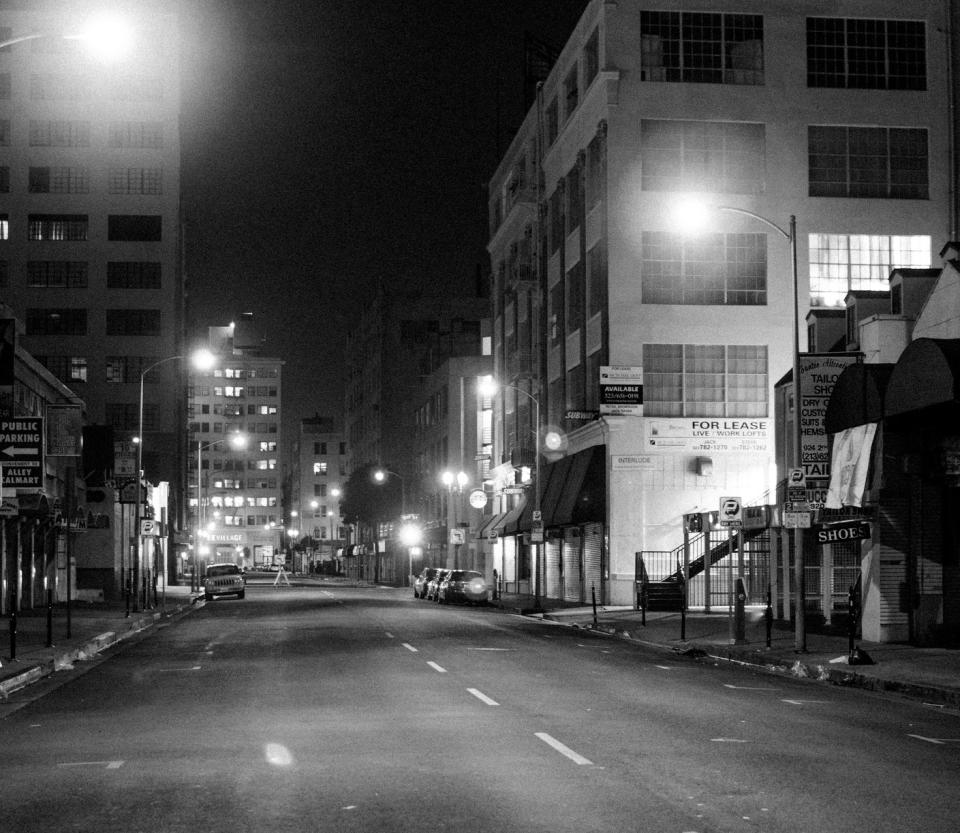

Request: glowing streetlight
left=373, top=468, right=406, bottom=515
left=676, top=198, right=804, bottom=651
left=0, top=16, right=135, bottom=62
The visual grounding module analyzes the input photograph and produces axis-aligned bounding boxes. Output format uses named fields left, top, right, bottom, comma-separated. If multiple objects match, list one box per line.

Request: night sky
left=178, top=0, right=589, bottom=438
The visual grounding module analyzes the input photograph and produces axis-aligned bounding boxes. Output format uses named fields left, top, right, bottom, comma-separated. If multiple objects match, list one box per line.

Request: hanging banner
left=825, top=423, right=878, bottom=509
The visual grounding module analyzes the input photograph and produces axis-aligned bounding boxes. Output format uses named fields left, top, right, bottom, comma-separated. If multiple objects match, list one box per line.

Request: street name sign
left=0, top=417, right=43, bottom=488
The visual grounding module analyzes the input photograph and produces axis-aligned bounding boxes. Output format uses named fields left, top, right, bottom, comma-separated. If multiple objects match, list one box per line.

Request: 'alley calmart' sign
left=0, top=417, right=43, bottom=488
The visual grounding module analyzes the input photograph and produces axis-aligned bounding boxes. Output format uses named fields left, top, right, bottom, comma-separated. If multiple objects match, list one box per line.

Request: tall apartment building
left=188, top=317, right=284, bottom=569
left=486, top=0, right=953, bottom=606
left=292, top=415, right=347, bottom=571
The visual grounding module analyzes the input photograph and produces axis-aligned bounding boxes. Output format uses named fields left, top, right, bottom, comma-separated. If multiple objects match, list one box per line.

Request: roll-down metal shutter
left=562, top=528, right=582, bottom=603
left=545, top=539, right=562, bottom=600
left=582, top=523, right=603, bottom=604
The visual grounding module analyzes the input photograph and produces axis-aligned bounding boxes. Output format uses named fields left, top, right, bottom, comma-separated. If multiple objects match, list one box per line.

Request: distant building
left=292, top=414, right=347, bottom=572
left=486, top=0, right=953, bottom=609
left=188, top=317, right=284, bottom=570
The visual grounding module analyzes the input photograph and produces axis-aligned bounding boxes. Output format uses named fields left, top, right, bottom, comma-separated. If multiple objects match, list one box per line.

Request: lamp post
left=134, top=349, right=215, bottom=611
left=441, top=470, right=469, bottom=568
left=478, top=378, right=543, bottom=609
left=373, top=468, right=406, bottom=515
left=711, top=206, right=804, bottom=652
left=0, top=16, right=136, bottom=59
left=194, top=432, right=246, bottom=591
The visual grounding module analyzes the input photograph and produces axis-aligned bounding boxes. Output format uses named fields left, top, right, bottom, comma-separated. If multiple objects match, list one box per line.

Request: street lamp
left=441, top=470, right=469, bottom=568
left=679, top=201, right=804, bottom=651
left=0, top=16, right=136, bottom=60
left=194, top=432, right=247, bottom=591
left=477, top=377, right=544, bottom=608
left=373, top=468, right=406, bottom=515
left=133, top=348, right=215, bottom=611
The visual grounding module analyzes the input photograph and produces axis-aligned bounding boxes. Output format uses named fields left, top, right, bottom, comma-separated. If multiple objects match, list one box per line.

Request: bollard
left=765, top=587, right=773, bottom=648
left=591, top=584, right=598, bottom=628
left=9, top=590, right=17, bottom=661
left=46, top=587, right=54, bottom=648
left=734, top=578, right=747, bottom=645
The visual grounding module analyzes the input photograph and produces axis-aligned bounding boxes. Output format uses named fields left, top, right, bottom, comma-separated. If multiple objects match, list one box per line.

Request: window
left=26, top=309, right=86, bottom=335
left=549, top=186, right=564, bottom=254
left=0, top=261, right=6, bottom=287
left=585, top=134, right=604, bottom=209
left=108, top=215, right=162, bottom=241
left=0, top=166, right=8, bottom=192
left=105, top=309, right=161, bottom=335
left=29, top=214, right=88, bottom=241
left=549, top=281, right=564, bottom=345
left=584, top=28, right=600, bottom=88
left=587, top=242, right=607, bottom=318
left=566, top=166, right=582, bottom=234
left=107, top=356, right=158, bottom=384
left=0, top=214, right=7, bottom=240
left=808, top=233, right=931, bottom=306
left=30, top=73, right=90, bottom=100
left=109, top=121, right=163, bottom=148
left=807, top=18, right=926, bottom=90
left=36, top=355, right=87, bottom=383
left=808, top=126, right=928, bottom=199
left=643, top=344, right=768, bottom=417
left=641, top=119, right=765, bottom=194
left=29, top=166, right=89, bottom=193
left=563, top=64, right=579, bottom=118
left=313, top=462, right=328, bottom=475
left=0, top=120, right=10, bottom=146
left=546, top=97, right=559, bottom=145
left=640, top=11, right=764, bottom=85
left=27, top=262, right=88, bottom=288
left=29, top=120, right=90, bottom=147
left=641, top=231, right=766, bottom=305
left=566, top=261, right=584, bottom=330
left=105, top=403, right=140, bottom=432
left=107, top=262, right=161, bottom=288
left=109, top=168, right=163, bottom=195
left=0, top=73, right=10, bottom=99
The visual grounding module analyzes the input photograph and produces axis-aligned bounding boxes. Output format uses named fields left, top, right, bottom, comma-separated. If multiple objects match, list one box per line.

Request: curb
left=544, top=617, right=960, bottom=710
left=0, top=599, right=197, bottom=700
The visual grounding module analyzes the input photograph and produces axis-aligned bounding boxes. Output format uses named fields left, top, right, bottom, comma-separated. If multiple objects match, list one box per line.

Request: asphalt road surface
left=1, top=582, right=958, bottom=833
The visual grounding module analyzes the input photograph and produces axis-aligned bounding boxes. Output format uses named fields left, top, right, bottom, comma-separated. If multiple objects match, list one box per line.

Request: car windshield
left=207, top=564, right=240, bottom=577
left=449, top=571, right=469, bottom=580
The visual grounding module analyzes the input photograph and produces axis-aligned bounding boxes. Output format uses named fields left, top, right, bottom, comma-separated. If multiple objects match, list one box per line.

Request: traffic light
left=686, top=513, right=702, bottom=533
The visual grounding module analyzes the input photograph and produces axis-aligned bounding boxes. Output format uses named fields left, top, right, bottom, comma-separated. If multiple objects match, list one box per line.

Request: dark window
left=808, top=126, right=928, bottom=199
left=584, top=28, right=600, bottom=88
left=108, top=215, right=162, bottom=242
left=105, top=309, right=162, bottom=335
left=807, top=18, right=926, bottom=90
left=27, top=261, right=88, bottom=288
left=26, top=308, right=87, bottom=335
left=107, top=262, right=162, bottom=288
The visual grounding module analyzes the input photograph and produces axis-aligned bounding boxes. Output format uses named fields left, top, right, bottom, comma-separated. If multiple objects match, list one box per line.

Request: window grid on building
left=107, top=261, right=162, bottom=289
left=27, top=261, right=88, bottom=288
left=806, top=17, right=926, bottom=90
left=108, top=168, right=163, bottom=195
left=28, top=214, right=88, bottom=241
left=641, top=119, right=765, bottom=194
left=808, top=233, right=931, bottom=306
left=641, top=231, right=767, bottom=305
left=643, top=344, right=768, bottom=417
left=29, top=120, right=90, bottom=147
left=640, top=11, right=764, bottom=85
left=26, top=308, right=86, bottom=335
left=29, top=166, right=90, bottom=193
left=108, top=121, right=163, bottom=148
left=105, top=309, right=162, bottom=336
left=809, top=126, right=928, bottom=199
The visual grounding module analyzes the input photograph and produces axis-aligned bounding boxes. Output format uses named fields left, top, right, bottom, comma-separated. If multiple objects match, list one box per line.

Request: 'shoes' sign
left=815, top=519, right=871, bottom=546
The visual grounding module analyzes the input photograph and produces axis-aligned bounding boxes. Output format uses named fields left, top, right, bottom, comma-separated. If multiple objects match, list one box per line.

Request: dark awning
left=518, top=445, right=607, bottom=530
left=494, top=500, right=526, bottom=536
left=885, top=338, right=960, bottom=421
left=474, top=513, right=502, bottom=540
left=824, top=363, right=894, bottom=434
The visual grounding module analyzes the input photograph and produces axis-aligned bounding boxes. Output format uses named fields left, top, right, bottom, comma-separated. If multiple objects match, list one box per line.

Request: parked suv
left=438, top=570, right=489, bottom=605
left=203, top=563, right=245, bottom=601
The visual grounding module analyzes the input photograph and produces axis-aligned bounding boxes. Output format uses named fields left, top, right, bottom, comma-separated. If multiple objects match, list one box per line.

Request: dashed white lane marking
left=535, top=732, right=593, bottom=765
left=908, top=734, right=960, bottom=745
left=384, top=632, right=394, bottom=639
left=58, top=761, right=125, bottom=769
left=781, top=699, right=827, bottom=706
left=655, top=665, right=672, bottom=670
left=711, top=738, right=750, bottom=743
left=427, top=661, right=447, bottom=673
left=467, top=688, right=499, bottom=706
left=401, top=643, right=418, bottom=652
left=723, top=684, right=779, bottom=691
left=465, top=647, right=513, bottom=651
left=159, top=666, right=202, bottom=672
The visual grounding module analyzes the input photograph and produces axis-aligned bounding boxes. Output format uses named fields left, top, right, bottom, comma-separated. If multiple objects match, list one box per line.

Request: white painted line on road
left=401, top=643, right=418, bottom=652
left=535, top=732, right=593, bottom=766
left=655, top=665, right=672, bottom=670
left=427, top=661, right=447, bottom=673
left=781, top=699, right=827, bottom=706
left=710, top=738, right=749, bottom=743
left=384, top=632, right=394, bottom=639
left=466, top=647, right=513, bottom=651
left=467, top=688, right=499, bottom=706
left=723, top=684, right=780, bottom=691
left=58, top=760, right=125, bottom=769
left=159, top=666, right=202, bottom=672
left=908, top=734, right=960, bottom=745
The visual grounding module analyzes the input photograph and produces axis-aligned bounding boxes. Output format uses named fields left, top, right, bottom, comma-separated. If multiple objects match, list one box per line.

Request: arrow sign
left=0, top=418, right=43, bottom=487
left=0, top=445, right=37, bottom=457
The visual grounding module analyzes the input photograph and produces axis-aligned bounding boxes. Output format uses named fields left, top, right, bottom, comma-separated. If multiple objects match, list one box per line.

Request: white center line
left=467, top=688, right=499, bottom=706
left=401, top=643, right=418, bottom=652
left=58, top=761, right=125, bottom=769
left=535, top=732, right=593, bottom=765
left=384, top=632, right=394, bottom=639
left=427, top=661, right=447, bottom=673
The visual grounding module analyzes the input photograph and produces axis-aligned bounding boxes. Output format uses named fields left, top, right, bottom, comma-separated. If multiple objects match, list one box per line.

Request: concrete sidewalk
left=1, top=584, right=198, bottom=699
left=496, top=593, right=960, bottom=709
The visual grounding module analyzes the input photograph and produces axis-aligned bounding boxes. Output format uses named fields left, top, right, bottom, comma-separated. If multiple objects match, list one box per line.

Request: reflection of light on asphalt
left=265, top=743, right=294, bottom=766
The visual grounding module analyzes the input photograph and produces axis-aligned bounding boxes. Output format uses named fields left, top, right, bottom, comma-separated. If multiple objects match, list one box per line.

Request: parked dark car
left=438, top=570, right=489, bottom=605
left=414, top=567, right=442, bottom=599
left=425, top=569, right=451, bottom=601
